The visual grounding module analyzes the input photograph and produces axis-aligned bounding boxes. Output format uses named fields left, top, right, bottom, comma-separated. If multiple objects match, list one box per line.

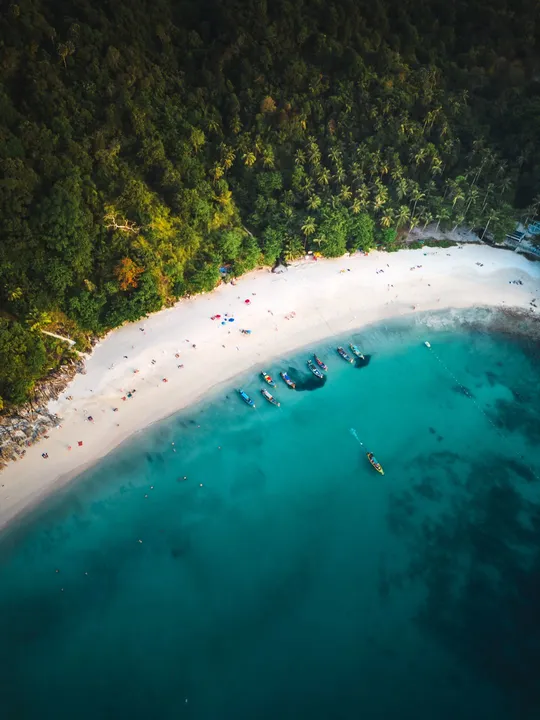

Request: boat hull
left=238, top=389, right=255, bottom=408
left=367, top=453, right=384, bottom=475
left=337, top=347, right=353, bottom=363
left=349, top=344, right=364, bottom=359
left=307, top=361, right=324, bottom=379
left=314, top=355, right=328, bottom=371
left=280, top=372, right=296, bottom=389
left=261, top=371, right=276, bottom=387
left=261, top=389, right=280, bottom=407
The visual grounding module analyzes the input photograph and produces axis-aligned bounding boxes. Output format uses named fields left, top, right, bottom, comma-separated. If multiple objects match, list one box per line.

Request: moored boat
left=261, top=371, right=276, bottom=387
left=349, top=343, right=365, bottom=359
left=314, top=354, right=328, bottom=371
left=261, top=388, right=280, bottom=407
left=280, top=371, right=296, bottom=389
left=367, top=452, right=384, bottom=475
left=238, top=389, right=255, bottom=408
left=307, top=359, right=324, bottom=379
left=337, top=346, right=354, bottom=363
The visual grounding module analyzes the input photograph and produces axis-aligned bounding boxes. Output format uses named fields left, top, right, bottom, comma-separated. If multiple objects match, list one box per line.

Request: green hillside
left=1, top=0, right=540, bottom=407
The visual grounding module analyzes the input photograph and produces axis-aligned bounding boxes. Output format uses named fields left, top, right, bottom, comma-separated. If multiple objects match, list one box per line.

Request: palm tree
left=355, top=184, right=370, bottom=209
left=262, top=146, right=275, bottom=168
left=351, top=198, right=362, bottom=214
left=410, top=187, right=426, bottom=219
left=381, top=212, right=394, bottom=228
left=328, top=147, right=341, bottom=165
left=464, top=186, right=479, bottom=219
left=340, top=185, right=352, bottom=201
left=481, top=183, right=495, bottom=213
left=396, top=177, right=408, bottom=201
left=295, top=149, right=306, bottom=166
left=407, top=215, right=420, bottom=238
left=421, top=210, right=433, bottom=230
left=498, top=176, right=512, bottom=198
left=242, top=152, right=256, bottom=167
left=212, top=163, right=224, bottom=181
left=302, top=177, right=314, bottom=195
left=395, top=205, right=411, bottom=231
left=307, top=194, right=322, bottom=211
left=302, top=217, right=316, bottom=238
left=390, top=164, right=403, bottom=184
left=332, top=164, right=344, bottom=183
left=413, top=147, right=428, bottom=167
left=308, top=142, right=321, bottom=165
left=317, top=168, right=330, bottom=186
left=450, top=182, right=465, bottom=209
left=452, top=214, right=465, bottom=233
left=435, top=206, right=451, bottom=232
left=219, top=144, right=235, bottom=169
left=430, top=156, right=443, bottom=176
left=372, top=181, right=388, bottom=211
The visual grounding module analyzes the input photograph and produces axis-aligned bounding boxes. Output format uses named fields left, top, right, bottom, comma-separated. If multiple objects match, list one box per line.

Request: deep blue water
left=1, top=314, right=540, bottom=719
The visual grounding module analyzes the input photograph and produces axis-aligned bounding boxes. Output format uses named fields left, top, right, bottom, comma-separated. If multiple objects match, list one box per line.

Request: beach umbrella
left=244, top=299, right=251, bottom=304
left=228, top=318, right=235, bottom=322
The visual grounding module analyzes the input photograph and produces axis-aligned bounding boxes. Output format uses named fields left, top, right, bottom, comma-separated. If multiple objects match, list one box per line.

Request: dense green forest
left=1, top=0, right=540, bottom=408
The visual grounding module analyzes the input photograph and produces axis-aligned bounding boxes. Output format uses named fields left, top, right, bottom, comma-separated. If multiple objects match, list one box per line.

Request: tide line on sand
left=1, top=244, right=539, bottom=531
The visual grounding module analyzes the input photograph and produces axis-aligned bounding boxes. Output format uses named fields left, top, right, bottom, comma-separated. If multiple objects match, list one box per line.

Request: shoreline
left=1, top=245, right=539, bottom=533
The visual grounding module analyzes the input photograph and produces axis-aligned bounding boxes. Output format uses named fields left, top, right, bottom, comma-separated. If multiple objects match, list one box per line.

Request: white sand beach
left=1, top=244, right=539, bottom=531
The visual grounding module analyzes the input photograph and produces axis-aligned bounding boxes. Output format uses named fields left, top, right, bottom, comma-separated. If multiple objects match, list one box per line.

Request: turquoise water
left=1, top=314, right=540, bottom=719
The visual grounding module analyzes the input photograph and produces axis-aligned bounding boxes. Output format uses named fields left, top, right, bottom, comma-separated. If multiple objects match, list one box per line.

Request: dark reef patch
left=452, top=384, right=475, bottom=399
left=413, top=477, right=442, bottom=501
left=490, top=398, right=540, bottom=446
left=391, top=456, right=540, bottom=714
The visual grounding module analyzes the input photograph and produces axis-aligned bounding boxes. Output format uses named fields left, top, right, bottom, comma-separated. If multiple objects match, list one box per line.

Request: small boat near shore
left=280, top=371, right=296, bottom=389
left=261, top=388, right=280, bottom=406
left=261, top=371, right=276, bottom=387
left=238, top=389, right=255, bottom=408
left=314, top=354, right=328, bottom=371
left=367, top=452, right=384, bottom=475
left=307, top=359, right=324, bottom=379
left=337, top=346, right=354, bottom=363
left=349, top=343, right=365, bottom=360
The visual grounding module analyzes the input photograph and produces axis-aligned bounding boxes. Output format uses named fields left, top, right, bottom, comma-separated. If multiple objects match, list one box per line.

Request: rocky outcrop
left=0, top=358, right=86, bottom=471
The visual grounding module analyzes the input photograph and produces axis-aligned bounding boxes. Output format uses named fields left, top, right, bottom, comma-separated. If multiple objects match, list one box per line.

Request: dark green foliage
left=349, top=214, right=375, bottom=252
left=0, top=319, right=47, bottom=406
left=1, top=0, right=539, bottom=406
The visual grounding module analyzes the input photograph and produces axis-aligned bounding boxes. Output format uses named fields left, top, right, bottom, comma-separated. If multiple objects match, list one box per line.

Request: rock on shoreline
left=0, top=359, right=85, bottom=471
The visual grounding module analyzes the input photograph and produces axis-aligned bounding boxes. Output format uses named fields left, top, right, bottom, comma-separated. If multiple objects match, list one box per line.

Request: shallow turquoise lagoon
left=1, top=314, right=540, bottom=719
